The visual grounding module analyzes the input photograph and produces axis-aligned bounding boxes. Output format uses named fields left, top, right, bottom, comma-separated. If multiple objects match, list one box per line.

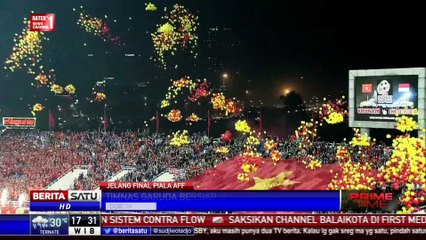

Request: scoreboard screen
left=2, top=117, right=36, bottom=129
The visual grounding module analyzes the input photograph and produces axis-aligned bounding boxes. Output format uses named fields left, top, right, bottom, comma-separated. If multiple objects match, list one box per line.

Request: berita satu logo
left=30, top=14, right=55, bottom=32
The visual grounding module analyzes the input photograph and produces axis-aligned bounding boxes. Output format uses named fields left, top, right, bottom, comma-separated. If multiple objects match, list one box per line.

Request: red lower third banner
left=102, top=214, right=426, bottom=227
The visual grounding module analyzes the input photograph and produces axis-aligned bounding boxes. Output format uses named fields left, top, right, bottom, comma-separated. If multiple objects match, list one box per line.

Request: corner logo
left=30, top=14, right=55, bottom=32
left=349, top=192, right=393, bottom=209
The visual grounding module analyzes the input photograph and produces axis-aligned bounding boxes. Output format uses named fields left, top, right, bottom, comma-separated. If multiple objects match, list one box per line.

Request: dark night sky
left=1, top=0, right=426, bottom=119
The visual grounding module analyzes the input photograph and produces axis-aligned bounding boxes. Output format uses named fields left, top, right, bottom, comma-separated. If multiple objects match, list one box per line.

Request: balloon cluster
left=170, top=130, right=190, bottom=147
left=145, top=2, right=157, bottom=11
left=161, top=76, right=197, bottom=107
left=151, top=4, right=199, bottom=68
left=65, top=84, right=76, bottom=95
left=33, top=69, right=58, bottom=91
left=303, top=156, right=323, bottom=170
left=349, top=129, right=371, bottom=147
left=270, top=150, right=282, bottom=165
left=396, top=116, right=419, bottom=132
left=293, top=119, right=322, bottom=169
left=318, top=96, right=347, bottom=125
left=328, top=160, right=377, bottom=190
left=187, top=79, right=210, bottom=103
left=95, top=92, right=106, bottom=102
left=93, top=80, right=106, bottom=102
left=167, top=109, right=183, bottom=122
left=325, top=112, right=344, bottom=125
left=50, top=84, right=64, bottom=95
left=211, top=93, right=226, bottom=110
left=31, top=103, right=44, bottom=116
left=185, top=113, right=200, bottom=122
left=264, top=139, right=277, bottom=151
left=336, top=146, right=350, bottom=161
left=76, top=6, right=122, bottom=46
left=35, top=73, right=48, bottom=85
left=294, top=120, right=318, bottom=150
left=377, top=117, right=426, bottom=213
left=4, top=18, right=47, bottom=74
left=215, top=146, right=229, bottom=154
left=211, top=93, right=242, bottom=116
left=235, top=120, right=251, bottom=134
left=234, top=121, right=262, bottom=181
left=160, top=78, right=241, bottom=121
left=234, top=120, right=284, bottom=179
left=235, top=156, right=263, bottom=182
left=220, top=131, right=233, bottom=143
left=161, top=100, right=170, bottom=108
left=246, top=135, right=260, bottom=147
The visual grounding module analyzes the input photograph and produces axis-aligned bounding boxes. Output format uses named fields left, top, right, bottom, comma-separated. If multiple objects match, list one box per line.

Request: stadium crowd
left=1, top=130, right=391, bottom=202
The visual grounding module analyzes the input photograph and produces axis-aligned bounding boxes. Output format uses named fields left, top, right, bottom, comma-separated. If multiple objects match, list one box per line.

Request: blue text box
left=102, top=191, right=340, bottom=212
left=0, top=215, right=30, bottom=235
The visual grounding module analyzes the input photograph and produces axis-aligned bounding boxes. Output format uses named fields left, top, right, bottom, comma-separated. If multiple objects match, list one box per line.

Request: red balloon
left=221, top=131, right=233, bottom=142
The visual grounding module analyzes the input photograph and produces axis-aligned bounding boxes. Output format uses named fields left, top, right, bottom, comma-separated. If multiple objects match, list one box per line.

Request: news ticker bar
left=102, top=191, right=340, bottom=212
left=2, top=214, right=426, bottom=236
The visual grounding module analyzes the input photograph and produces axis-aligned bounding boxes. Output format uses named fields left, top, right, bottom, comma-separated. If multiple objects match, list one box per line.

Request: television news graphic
left=101, top=214, right=426, bottom=236
left=101, top=214, right=426, bottom=227
left=30, top=190, right=100, bottom=212
left=1, top=214, right=426, bottom=236
left=341, top=190, right=399, bottom=212
left=30, top=215, right=68, bottom=236
left=0, top=215, right=30, bottom=235
left=101, top=183, right=340, bottom=212
left=30, top=14, right=55, bottom=32
left=102, top=227, right=151, bottom=236
left=68, top=215, right=101, bottom=236
left=100, top=181, right=195, bottom=190
left=2, top=117, right=36, bottom=129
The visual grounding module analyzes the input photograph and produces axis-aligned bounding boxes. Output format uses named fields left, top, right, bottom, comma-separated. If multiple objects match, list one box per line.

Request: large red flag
left=104, top=110, right=109, bottom=130
left=49, top=110, right=56, bottom=131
